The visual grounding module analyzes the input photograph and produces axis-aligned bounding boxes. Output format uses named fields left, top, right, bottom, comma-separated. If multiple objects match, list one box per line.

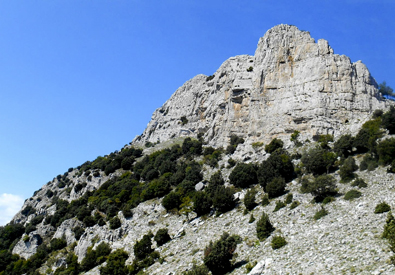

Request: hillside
left=1, top=24, right=395, bottom=275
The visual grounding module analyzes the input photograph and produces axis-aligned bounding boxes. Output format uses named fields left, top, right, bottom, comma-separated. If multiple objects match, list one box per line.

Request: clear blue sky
left=0, top=0, right=394, bottom=224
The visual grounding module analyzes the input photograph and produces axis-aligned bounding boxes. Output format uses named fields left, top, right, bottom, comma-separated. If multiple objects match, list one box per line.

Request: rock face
left=134, top=24, right=388, bottom=148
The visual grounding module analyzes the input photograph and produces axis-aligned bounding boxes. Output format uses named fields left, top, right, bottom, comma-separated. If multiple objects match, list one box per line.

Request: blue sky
left=0, top=0, right=394, bottom=225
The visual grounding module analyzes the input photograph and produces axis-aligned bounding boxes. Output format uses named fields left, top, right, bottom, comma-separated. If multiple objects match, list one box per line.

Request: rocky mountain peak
left=133, top=24, right=389, bottom=152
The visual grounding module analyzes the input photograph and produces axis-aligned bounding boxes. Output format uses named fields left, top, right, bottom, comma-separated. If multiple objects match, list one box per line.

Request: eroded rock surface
left=134, top=24, right=389, bottom=150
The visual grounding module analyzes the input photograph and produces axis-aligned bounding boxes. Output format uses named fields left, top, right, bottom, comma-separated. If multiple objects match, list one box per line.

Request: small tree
left=193, top=191, right=212, bottom=216
left=154, top=228, right=171, bottom=246
left=229, top=163, right=257, bottom=188
left=109, top=217, right=121, bottom=230
left=256, top=212, right=274, bottom=241
left=244, top=189, right=257, bottom=211
left=265, top=177, right=286, bottom=198
left=203, top=232, right=241, bottom=274
left=265, top=138, right=284, bottom=154
left=134, top=234, right=154, bottom=261
left=212, top=186, right=236, bottom=214
left=100, top=249, right=129, bottom=275
left=339, top=156, right=358, bottom=182
left=306, top=174, right=337, bottom=201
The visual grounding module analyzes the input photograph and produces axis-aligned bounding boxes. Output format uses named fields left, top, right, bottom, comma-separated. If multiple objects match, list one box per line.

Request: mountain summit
left=134, top=24, right=387, bottom=149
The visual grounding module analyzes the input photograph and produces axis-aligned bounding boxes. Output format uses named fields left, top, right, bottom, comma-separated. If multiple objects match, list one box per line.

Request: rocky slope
left=134, top=24, right=389, bottom=150
left=3, top=24, right=395, bottom=275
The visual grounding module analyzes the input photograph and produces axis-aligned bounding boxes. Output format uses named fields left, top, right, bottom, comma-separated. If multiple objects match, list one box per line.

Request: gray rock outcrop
left=134, top=24, right=389, bottom=149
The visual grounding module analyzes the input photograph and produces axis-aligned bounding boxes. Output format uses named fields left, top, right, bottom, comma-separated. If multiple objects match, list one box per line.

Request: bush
left=100, top=249, right=129, bottom=275
left=265, top=138, right=283, bottom=154
left=154, top=228, right=171, bottom=246
left=377, top=137, right=395, bottom=165
left=258, top=149, right=294, bottom=188
left=304, top=174, right=337, bottom=201
left=229, top=163, right=257, bottom=188
left=274, top=200, right=286, bottom=212
left=109, top=217, right=121, bottom=229
left=180, top=116, right=188, bottom=125
left=353, top=118, right=383, bottom=153
left=344, top=189, right=362, bottom=200
left=50, top=238, right=67, bottom=251
left=261, top=194, right=269, bottom=206
left=351, top=178, right=367, bottom=188
left=244, top=189, right=257, bottom=211
left=226, top=135, right=244, bottom=154
left=290, top=201, right=300, bottom=209
left=249, top=214, right=255, bottom=223
left=134, top=234, right=154, bottom=260
left=193, top=192, right=212, bottom=217
left=359, top=153, right=378, bottom=171
left=162, top=192, right=181, bottom=211
left=265, top=177, right=286, bottom=198
left=339, top=156, right=358, bottom=182
left=206, top=171, right=225, bottom=198
left=375, top=202, right=391, bottom=214
left=184, top=264, right=210, bottom=275
left=83, top=216, right=95, bottom=227
left=21, top=205, right=36, bottom=216
left=256, top=212, right=274, bottom=241
left=285, top=193, right=293, bottom=204
left=334, top=134, right=354, bottom=158
left=301, top=147, right=336, bottom=175
left=73, top=226, right=85, bottom=241
left=212, top=186, right=236, bottom=214
left=203, top=232, right=241, bottom=274
left=314, top=207, right=328, bottom=220
left=382, top=106, right=395, bottom=134
left=271, top=236, right=287, bottom=249
left=379, top=81, right=394, bottom=96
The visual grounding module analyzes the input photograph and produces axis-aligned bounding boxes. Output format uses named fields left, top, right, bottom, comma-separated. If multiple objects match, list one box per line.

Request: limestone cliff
left=134, top=24, right=388, bottom=148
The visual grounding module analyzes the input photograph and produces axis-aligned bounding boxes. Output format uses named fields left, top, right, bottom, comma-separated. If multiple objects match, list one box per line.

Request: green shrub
left=334, top=134, right=354, bottom=158
left=256, top=212, right=274, bottom=241
left=265, top=177, right=286, bottom=198
left=229, top=163, right=257, bottom=188
left=271, top=236, right=287, bottom=249
left=322, top=196, right=335, bottom=204
left=289, top=201, right=300, bottom=209
left=244, top=189, right=257, bottom=211
left=274, top=200, right=286, bottom=212
left=301, top=147, right=336, bottom=175
left=21, top=205, right=36, bottom=216
left=50, top=238, right=67, bottom=251
left=184, top=264, right=210, bottom=275
left=285, top=193, right=293, bottom=204
left=304, top=174, right=337, bottom=201
left=377, top=137, right=395, bottom=165
left=265, top=138, right=284, bottom=154
left=212, top=186, right=236, bottom=214
left=382, top=106, right=395, bottom=134
left=73, top=226, right=85, bottom=241
left=258, top=149, right=294, bottom=188
left=162, top=192, right=181, bottom=211
left=290, top=130, right=301, bottom=147
left=379, top=81, right=394, bottom=96
left=206, top=75, right=215, bottom=81
left=261, top=194, right=270, bottom=206
left=181, top=116, right=189, bottom=125
left=339, top=156, right=358, bottom=182
left=344, top=189, right=362, bottom=200
left=30, top=215, right=44, bottom=226
left=227, top=158, right=236, bottom=167
left=249, top=214, right=255, bottom=223
left=134, top=234, right=154, bottom=260
left=353, top=118, right=383, bottom=153
left=375, top=202, right=391, bottom=214
left=193, top=192, right=212, bottom=216
left=25, top=224, right=36, bottom=234
left=154, top=228, right=171, bottom=246
left=351, top=178, right=368, bottom=188
left=226, top=135, right=245, bottom=155
left=83, top=216, right=95, bottom=227
left=314, top=207, right=328, bottom=220
left=247, top=66, right=253, bottom=72
left=203, top=232, right=241, bottom=274
left=109, top=217, right=121, bottom=229
left=245, top=261, right=257, bottom=273
left=100, top=249, right=129, bottom=275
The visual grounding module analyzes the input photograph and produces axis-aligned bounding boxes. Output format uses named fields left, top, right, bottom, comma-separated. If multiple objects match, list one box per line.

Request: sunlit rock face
left=134, top=24, right=388, bottom=149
